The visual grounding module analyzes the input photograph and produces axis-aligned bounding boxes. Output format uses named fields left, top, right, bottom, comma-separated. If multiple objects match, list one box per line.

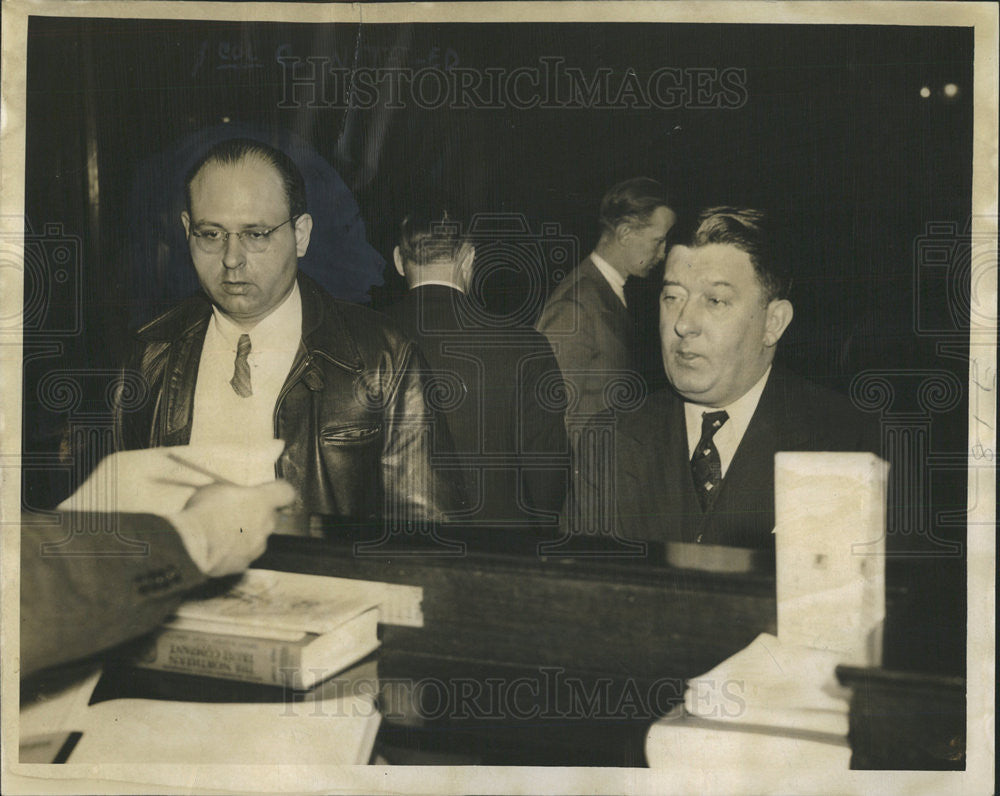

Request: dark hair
left=693, top=207, right=791, bottom=302
left=184, top=138, right=307, bottom=218
left=398, top=209, right=466, bottom=266
left=598, top=177, right=671, bottom=235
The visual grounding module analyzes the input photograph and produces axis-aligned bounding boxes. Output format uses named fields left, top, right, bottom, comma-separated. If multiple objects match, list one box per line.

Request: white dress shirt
left=189, top=284, right=302, bottom=482
left=410, top=278, right=465, bottom=292
left=589, top=251, right=627, bottom=307
left=684, top=367, right=772, bottom=479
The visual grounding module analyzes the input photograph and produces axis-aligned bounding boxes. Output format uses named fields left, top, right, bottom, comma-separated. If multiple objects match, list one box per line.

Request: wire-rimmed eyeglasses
left=189, top=216, right=298, bottom=254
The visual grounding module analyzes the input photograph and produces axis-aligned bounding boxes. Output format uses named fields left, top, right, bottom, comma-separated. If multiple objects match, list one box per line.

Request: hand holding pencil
left=169, top=480, right=297, bottom=577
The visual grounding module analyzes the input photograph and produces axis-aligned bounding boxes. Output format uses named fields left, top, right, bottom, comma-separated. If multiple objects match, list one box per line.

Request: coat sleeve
left=537, top=296, right=627, bottom=421
left=378, top=342, right=467, bottom=524
left=19, top=512, right=208, bottom=677
left=518, top=339, right=570, bottom=516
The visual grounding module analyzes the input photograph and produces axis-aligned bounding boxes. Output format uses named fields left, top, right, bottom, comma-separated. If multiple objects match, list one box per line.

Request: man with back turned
left=386, top=208, right=568, bottom=528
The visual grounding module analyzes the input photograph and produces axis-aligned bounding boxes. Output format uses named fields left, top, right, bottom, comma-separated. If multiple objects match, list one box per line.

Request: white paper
left=22, top=662, right=380, bottom=767
left=774, top=452, right=888, bottom=665
left=56, top=441, right=286, bottom=517
left=684, top=633, right=850, bottom=736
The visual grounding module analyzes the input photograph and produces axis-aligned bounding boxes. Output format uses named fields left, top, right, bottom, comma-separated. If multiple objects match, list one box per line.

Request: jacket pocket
left=321, top=422, right=382, bottom=446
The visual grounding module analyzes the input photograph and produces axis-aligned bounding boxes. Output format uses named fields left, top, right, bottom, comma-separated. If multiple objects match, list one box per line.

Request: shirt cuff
left=165, top=510, right=212, bottom=574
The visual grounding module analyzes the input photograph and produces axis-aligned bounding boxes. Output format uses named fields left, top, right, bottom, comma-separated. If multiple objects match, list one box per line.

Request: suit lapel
left=711, top=368, right=796, bottom=516
left=618, top=390, right=701, bottom=543
left=666, top=395, right=706, bottom=542
left=160, top=317, right=208, bottom=446
left=668, top=398, right=705, bottom=542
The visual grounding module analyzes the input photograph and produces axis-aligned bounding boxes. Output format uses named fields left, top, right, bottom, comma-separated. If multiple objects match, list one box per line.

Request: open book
left=21, top=661, right=381, bottom=770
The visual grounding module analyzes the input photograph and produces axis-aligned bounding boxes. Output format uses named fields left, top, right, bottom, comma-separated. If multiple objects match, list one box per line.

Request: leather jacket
left=114, top=273, right=461, bottom=522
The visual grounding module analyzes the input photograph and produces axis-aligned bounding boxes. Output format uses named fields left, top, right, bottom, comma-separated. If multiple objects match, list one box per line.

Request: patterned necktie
left=230, top=334, right=252, bottom=398
left=691, top=410, right=729, bottom=511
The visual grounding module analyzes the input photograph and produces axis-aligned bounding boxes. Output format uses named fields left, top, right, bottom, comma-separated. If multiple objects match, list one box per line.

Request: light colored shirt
left=684, top=367, right=772, bottom=479
left=410, top=278, right=464, bottom=293
left=189, top=283, right=302, bottom=483
left=589, top=251, right=627, bottom=307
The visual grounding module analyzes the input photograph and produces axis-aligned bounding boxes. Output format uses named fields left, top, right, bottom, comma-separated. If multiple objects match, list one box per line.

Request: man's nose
left=673, top=300, right=699, bottom=337
left=222, top=233, right=245, bottom=269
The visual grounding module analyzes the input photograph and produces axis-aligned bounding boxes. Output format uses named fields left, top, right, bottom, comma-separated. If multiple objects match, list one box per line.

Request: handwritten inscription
left=192, top=40, right=265, bottom=76
left=193, top=41, right=459, bottom=77
left=970, top=357, right=996, bottom=460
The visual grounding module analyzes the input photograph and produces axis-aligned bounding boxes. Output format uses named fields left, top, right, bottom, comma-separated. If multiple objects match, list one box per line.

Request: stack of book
left=21, top=569, right=424, bottom=773
left=133, top=568, right=421, bottom=690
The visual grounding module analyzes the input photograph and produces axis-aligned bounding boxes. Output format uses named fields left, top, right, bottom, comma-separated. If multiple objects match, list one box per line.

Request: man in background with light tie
left=535, top=177, right=676, bottom=423
left=576, top=207, right=877, bottom=549
left=115, top=137, right=458, bottom=525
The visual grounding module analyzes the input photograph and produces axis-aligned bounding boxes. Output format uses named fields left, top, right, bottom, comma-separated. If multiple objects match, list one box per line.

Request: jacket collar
left=579, top=257, right=629, bottom=316
left=136, top=272, right=365, bottom=374
left=297, top=272, right=364, bottom=373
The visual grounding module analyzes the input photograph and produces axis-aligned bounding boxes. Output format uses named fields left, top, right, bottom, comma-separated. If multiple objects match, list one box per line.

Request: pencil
left=165, top=451, right=239, bottom=486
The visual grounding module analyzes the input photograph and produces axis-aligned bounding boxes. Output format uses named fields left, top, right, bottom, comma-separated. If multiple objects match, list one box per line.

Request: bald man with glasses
left=115, top=137, right=461, bottom=527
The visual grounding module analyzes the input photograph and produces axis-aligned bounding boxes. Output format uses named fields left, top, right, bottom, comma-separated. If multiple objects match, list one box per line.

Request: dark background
left=21, top=18, right=973, bottom=674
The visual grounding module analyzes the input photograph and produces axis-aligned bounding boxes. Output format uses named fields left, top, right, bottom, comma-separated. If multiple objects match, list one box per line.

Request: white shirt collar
left=410, top=279, right=465, bottom=293
left=210, top=281, right=302, bottom=352
left=684, top=366, right=772, bottom=477
left=589, top=252, right=627, bottom=307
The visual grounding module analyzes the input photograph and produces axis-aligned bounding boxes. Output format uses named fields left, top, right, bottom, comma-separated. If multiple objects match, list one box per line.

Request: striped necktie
left=230, top=334, right=252, bottom=398
left=691, top=410, right=728, bottom=511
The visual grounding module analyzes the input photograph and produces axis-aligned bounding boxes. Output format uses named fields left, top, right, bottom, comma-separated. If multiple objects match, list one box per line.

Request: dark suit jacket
left=576, top=366, right=880, bottom=549
left=535, top=258, right=638, bottom=420
left=20, top=513, right=207, bottom=677
left=384, top=285, right=568, bottom=526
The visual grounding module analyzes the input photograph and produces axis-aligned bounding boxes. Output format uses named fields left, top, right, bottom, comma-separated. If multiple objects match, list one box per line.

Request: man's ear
left=763, top=299, right=794, bottom=347
left=294, top=213, right=314, bottom=257
left=181, top=211, right=191, bottom=239
left=393, top=246, right=406, bottom=279
left=615, top=222, right=632, bottom=246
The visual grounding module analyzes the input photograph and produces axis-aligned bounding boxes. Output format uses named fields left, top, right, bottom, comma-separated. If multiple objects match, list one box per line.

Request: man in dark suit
left=577, top=207, right=877, bottom=550
left=385, top=209, right=568, bottom=528
left=535, top=178, right=676, bottom=422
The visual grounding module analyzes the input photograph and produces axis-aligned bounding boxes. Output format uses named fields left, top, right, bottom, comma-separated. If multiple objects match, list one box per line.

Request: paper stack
left=645, top=633, right=853, bottom=777
left=646, top=452, right=890, bottom=781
